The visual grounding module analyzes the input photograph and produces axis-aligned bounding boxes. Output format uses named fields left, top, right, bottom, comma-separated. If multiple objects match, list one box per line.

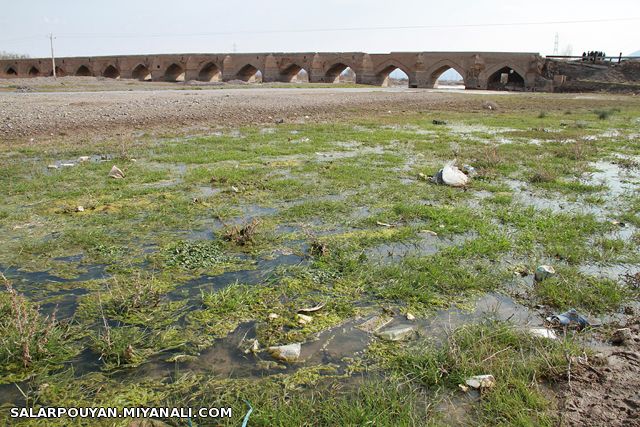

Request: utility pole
left=49, top=33, right=56, bottom=78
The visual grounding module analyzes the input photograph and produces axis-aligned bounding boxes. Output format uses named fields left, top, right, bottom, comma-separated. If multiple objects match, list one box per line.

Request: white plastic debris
left=434, top=163, right=469, bottom=187
left=268, top=343, right=301, bottom=362
left=529, top=327, right=557, bottom=340
left=297, top=314, right=313, bottom=324
left=465, top=374, right=496, bottom=389
left=376, top=325, right=416, bottom=341
left=108, top=165, right=125, bottom=179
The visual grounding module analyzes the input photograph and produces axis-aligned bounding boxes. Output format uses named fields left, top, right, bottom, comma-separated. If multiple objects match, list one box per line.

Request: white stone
left=268, top=343, right=301, bottom=362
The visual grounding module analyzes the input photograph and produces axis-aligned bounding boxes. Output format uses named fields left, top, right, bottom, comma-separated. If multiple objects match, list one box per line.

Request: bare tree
left=0, top=51, right=30, bottom=59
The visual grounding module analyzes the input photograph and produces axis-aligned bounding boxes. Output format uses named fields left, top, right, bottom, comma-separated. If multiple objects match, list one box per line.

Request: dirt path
left=558, top=316, right=640, bottom=427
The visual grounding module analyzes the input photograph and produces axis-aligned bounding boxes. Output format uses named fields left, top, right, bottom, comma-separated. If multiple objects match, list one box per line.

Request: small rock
left=420, top=230, right=438, bottom=237
left=482, top=101, right=498, bottom=111
left=60, top=163, right=75, bottom=167
left=417, top=172, right=428, bottom=181
left=529, top=327, right=557, bottom=340
left=406, top=313, right=416, bottom=321
left=78, top=156, right=90, bottom=162
left=268, top=343, right=301, bottom=362
left=376, top=221, right=393, bottom=227
left=535, top=265, right=556, bottom=282
left=376, top=325, right=416, bottom=341
left=465, top=374, right=495, bottom=389
left=611, top=328, right=632, bottom=345
left=47, top=164, right=58, bottom=169
left=297, top=313, right=313, bottom=324
left=108, top=165, right=125, bottom=179
left=275, top=118, right=284, bottom=124
left=75, top=206, right=85, bottom=212
left=268, top=313, right=279, bottom=320
left=231, top=186, right=239, bottom=193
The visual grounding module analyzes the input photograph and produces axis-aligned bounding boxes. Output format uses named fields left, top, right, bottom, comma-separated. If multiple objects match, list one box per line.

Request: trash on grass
left=432, top=162, right=469, bottom=187
left=465, top=374, right=496, bottom=389
left=546, top=309, right=590, bottom=330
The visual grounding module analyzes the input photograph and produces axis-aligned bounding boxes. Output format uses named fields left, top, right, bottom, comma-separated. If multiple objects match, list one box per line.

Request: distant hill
left=630, top=50, right=640, bottom=57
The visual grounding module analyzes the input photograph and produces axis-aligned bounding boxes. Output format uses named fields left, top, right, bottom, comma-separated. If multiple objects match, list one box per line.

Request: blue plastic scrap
left=241, top=400, right=253, bottom=427
left=546, top=309, right=590, bottom=329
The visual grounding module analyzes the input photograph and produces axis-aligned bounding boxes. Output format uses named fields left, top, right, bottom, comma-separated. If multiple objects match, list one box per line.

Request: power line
left=1, top=16, right=639, bottom=44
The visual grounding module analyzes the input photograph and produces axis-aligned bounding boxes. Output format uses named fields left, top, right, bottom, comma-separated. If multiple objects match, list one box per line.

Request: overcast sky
left=1, top=0, right=638, bottom=58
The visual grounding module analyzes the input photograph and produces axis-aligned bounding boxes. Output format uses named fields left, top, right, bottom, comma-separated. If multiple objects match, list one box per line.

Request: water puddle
left=1, top=263, right=107, bottom=318
left=365, top=232, right=475, bottom=263
left=583, top=159, right=640, bottom=198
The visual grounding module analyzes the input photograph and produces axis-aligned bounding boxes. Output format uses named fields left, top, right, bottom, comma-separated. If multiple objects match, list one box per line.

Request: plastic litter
left=108, top=165, right=125, bottom=179
left=465, top=374, right=496, bottom=389
left=433, top=162, right=469, bottom=187
left=546, top=309, right=590, bottom=329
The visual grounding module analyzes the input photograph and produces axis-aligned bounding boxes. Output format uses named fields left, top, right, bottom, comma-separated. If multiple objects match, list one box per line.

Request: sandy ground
left=1, top=76, right=634, bottom=143
left=0, top=77, right=511, bottom=141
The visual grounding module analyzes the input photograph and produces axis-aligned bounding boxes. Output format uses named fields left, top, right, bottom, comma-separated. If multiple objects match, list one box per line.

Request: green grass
left=1, top=95, right=639, bottom=425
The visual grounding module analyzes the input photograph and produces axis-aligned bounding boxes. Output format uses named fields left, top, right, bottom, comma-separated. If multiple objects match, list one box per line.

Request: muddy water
left=127, top=292, right=539, bottom=384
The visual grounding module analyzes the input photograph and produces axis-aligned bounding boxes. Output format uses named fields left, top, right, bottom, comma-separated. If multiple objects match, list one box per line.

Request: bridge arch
left=425, top=60, right=466, bottom=88
left=132, top=64, right=151, bottom=81
left=280, top=63, right=309, bottom=82
left=325, top=62, right=356, bottom=83
left=75, top=65, right=92, bottom=76
left=375, top=61, right=412, bottom=87
left=236, top=64, right=262, bottom=82
left=198, top=62, right=221, bottom=82
left=28, top=66, right=39, bottom=77
left=164, top=63, right=185, bottom=82
left=103, top=65, right=120, bottom=79
left=5, top=66, right=18, bottom=76
left=481, top=62, right=527, bottom=91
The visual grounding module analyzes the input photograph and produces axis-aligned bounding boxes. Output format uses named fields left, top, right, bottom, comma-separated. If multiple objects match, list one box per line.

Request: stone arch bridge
left=0, top=51, right=553, bottom=91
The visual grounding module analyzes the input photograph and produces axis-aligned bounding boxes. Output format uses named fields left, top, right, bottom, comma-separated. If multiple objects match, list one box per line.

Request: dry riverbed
left=1, top=81, right=640, bottom=426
